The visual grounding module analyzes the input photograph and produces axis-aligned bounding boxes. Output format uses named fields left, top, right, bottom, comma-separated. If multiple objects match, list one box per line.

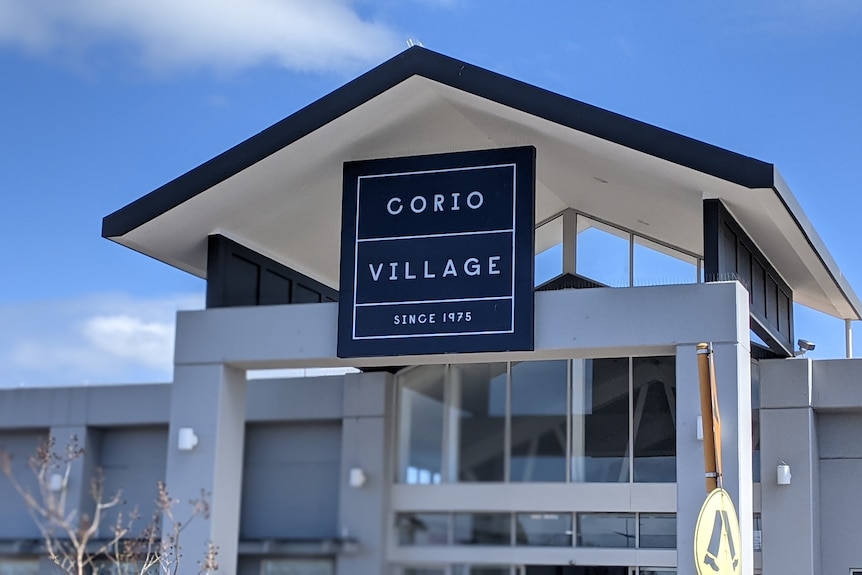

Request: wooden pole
left=697, top=343, right=719, bottom=492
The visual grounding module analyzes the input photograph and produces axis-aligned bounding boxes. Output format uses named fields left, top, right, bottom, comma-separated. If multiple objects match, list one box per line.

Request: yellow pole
left=696, top=343, right=718, bottom=492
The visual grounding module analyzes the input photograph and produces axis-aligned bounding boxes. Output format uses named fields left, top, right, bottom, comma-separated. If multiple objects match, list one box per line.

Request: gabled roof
left=102, top=46, right=861, bottom=321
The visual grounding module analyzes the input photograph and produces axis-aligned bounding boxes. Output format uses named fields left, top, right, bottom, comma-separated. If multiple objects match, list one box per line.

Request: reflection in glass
left=515, top=513, right=572, bottom=546
left=634, top=236, right=698, bottom=287
left=453, top=513, right=510, bottom=545
left=751, top=360, right=761, bottom=483
left=639, top=514, right=676, bottom=548
left=397, top=513, right=449, bottom=546
left=452, top=363, right=507, bottom=482
left=403, top=568, right=446, bottom=575
left=576, top=215, right=630, bottom=287
left=535, top=214, right=564, bottom=286
left=398, top=365, right=445, bottom=484
left=452, top=567, right=511, bottom=575
left=632, top=357, right=676, bottom=482
left=572, top=358, right=630, bottom=482
left=511, top=361, right=568, bottom=482
left=639, top=570, right=677, bottom=575
left=577, top=513, right=636, bottom=548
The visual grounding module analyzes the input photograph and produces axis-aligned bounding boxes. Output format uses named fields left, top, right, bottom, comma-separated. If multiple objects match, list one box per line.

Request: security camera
left=794, top=339, right=816, bottom=356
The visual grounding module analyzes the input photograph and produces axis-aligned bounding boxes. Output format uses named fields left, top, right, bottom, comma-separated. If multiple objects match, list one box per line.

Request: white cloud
left=0, top=0, right=401, bottom=73
left=0, top=292, right=203, bottom=387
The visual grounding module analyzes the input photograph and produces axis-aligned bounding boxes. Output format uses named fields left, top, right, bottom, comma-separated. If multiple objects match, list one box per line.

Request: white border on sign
left=351, top=163, right=518, bottom=341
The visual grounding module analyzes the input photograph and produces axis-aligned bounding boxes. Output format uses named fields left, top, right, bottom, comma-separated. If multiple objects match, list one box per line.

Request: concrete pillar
left=676, top=341, right=752, bottom=575
left=337, top=372, right=393, bottom=575
left=164, top=364, right=247, bottom=574
left=759, top=358, right=819, bottom=574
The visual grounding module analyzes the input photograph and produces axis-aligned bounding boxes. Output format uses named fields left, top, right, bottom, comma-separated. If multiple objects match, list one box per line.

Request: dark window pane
left=573, top=358, right=630, bottom=482
left=453, top=513, right=510, bottom=545
left=511, top=361, right=568, bottom=482
left=453, top=363, right=507, bottom=482
left=736, top=243, right=751, bottom=296
left=453, top=567, right=511, bottom=575
left=577, top=513, right=636, bottom=548
left=516, top=513, right=572, bottom=546
left=396, top=513, right=448, bottom=545
left=639, top=514, right=676, bottom=548
left=632, top=357, right=676, bottom=482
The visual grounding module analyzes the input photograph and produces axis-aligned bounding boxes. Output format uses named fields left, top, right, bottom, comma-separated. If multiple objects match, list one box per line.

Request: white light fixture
left=177, top=427, right=199, bottom=451
left=48, top=473, right=64, bottom=492
left=349, top=467, right=367, bottom=488
left=777, top=461, right=791, bottom=485
left=696, top=415, right=704, bottom=441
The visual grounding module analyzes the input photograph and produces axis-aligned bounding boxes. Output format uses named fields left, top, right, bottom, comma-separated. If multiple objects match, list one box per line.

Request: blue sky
left=1, top=1, right=861, bottom=385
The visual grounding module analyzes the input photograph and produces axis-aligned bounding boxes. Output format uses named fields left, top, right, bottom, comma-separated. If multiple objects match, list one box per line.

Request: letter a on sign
left=694, top=488, right=742, bottom=575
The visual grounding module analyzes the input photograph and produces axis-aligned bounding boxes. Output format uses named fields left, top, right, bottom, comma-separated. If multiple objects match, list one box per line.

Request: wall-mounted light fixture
left=177, top=427, right=199, bottom=451
left=349, top=467, right=367, bottom=488
left=48, top=473, right=64, bottom=492
left=777, top=461, right=792, bottom=485
left=696, top=415, right=704, bottom=441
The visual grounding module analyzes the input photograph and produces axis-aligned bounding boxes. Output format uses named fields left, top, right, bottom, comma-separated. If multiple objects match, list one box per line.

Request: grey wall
left=241, top=422, right=342, bottom=539
left=0, top=430, right=48, bottom=539
left=818, top=413, right=862, bottom=575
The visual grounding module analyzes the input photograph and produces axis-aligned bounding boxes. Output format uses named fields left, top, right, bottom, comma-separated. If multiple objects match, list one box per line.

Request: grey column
left=676, top=341, right=753, bottom=575
left=164, top=363, right=247, bottom=574
left=759, top=358, right=819, bottom=574
left=337, top=371, right=393, bottom=575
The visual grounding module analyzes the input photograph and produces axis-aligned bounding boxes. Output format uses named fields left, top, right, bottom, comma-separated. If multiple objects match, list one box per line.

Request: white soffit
left=112, top=72, right=859, bottom=320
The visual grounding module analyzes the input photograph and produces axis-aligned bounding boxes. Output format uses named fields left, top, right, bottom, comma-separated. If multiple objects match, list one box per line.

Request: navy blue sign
left=337, top=146, right=535, bottom=357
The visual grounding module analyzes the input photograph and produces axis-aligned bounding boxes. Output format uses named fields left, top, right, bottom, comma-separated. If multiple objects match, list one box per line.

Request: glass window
left=515, top=513, right=572, bottom=546
left=535, top=214, right=564, bottom=286
left=452, top=567, right=511, bottom=575
left=576, top=215, right=630, bottom=287
left=453, top=513, right=511, bottom=545
left=261, top=559, right=333, bottom=575
left=633, top=236, right=697, bottom=287
left=751, top=361, right=761, bottom=483
left=398, top=365, right=446, bottom=484
left=572, top=358, right=630, bottom=482
left=753, top=513, right=762, bottom=551
left=402, top=568, right=446, bottom=575
left=632, top=356, right=676, bottom=482
left=451, top=363, right=507, bottom=482
left=397, top=513, right=449, bottom=545
left=576, top=513, right=636, bottom=548
left=639, top=514, right=676, bottom=548
left=510, top=360, right=568, bottom=482
left=639, top=570, right=676, bottom=575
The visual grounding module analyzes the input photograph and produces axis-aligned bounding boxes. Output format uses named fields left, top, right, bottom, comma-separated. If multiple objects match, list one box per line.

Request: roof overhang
left=102, top=47, right=861, bottom=321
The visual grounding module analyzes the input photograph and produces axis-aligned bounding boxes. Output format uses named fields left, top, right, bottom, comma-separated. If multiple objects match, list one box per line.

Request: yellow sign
left=694, top=488, right=742, bottom=575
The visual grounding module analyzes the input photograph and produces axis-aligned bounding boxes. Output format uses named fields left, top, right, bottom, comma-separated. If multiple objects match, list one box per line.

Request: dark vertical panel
left=294, top=284, right=322, bottom=303
left=206, top=234, right=337, bottom=308
left=766, top=276, right=778, bottom=324
left=226, top=254, right=260, bottom=306
left=778, top=289, right=790, bottom=335
left=752, top=262, right=766, bottom=314
left=260, top=270, right=292, bottom=305
left=737, top=243, right=752, bottom=299
left=703, top=199, right=793, bottom=356
left=719, top=223, right=737, bottom=280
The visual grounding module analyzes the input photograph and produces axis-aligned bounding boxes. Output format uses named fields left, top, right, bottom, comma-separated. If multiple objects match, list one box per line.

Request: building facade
left=2, top=47, right=861, bottom=575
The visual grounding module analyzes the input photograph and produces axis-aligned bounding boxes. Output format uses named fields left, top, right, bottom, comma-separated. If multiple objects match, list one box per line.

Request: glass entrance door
left=522, top=567, right=627, bottom=575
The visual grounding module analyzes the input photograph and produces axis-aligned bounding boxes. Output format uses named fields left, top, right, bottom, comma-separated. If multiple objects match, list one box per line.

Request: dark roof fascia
left=102, top=46, right=775, bottom=239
